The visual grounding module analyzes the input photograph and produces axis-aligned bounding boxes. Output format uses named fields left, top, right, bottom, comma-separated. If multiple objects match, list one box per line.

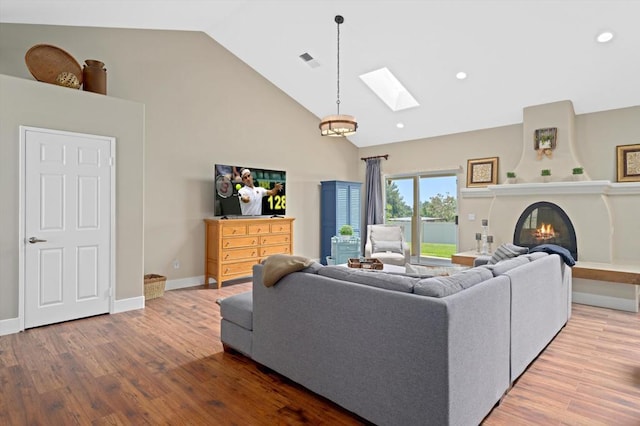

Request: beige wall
left=0, top=74, right=144, bottom=320
left=0, top=23, right=359, bottom=292
left=359, top=105, right=640, bottom=263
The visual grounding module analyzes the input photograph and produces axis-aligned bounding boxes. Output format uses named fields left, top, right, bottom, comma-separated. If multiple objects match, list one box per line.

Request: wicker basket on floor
left=144, top=274, right=166, bottom=299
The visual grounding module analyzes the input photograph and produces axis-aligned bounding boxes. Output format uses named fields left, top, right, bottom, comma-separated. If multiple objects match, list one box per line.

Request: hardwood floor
left=1, top=281, right=639, bottom=425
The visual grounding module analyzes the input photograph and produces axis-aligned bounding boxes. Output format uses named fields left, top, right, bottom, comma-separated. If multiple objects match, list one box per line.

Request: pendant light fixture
left=319, top=15, right=358, bottom=137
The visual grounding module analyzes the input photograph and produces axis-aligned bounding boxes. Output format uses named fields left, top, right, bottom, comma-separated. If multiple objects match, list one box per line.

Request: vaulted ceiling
left=2, top=1, right=639, bottom=147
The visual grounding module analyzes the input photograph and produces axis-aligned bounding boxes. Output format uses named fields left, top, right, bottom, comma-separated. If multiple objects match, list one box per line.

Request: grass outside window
left=419, top=243, right=457, bottom=259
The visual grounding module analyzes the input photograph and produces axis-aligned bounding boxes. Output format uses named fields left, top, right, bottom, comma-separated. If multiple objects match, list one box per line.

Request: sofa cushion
left=261, top=254, right=314, bottom=287
left=487, top=243, right=529, bottom=264
left=413, top=267, right=493, bottom=297
left=486, top=256, right=531, bottom=276
left=219, top=291, right=253, bottom=330
left=317, top=266, right=417, bottom=293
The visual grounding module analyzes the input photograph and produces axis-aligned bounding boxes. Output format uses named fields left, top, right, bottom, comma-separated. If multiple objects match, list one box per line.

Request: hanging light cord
left=336, top=16, right=342, bottom=115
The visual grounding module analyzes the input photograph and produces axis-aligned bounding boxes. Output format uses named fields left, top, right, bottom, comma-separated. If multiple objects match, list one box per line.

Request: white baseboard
left=0, top=317, right=22, bottom=336
left=112, top=296, right=145, bottom=313
left=572, top=291, right=639, bottom=313
left=1, top=296, right=145, bottom=336
left=166, top=275, right=206, bottom=290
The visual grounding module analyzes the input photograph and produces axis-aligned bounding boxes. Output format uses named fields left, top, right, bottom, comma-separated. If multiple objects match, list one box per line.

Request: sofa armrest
left=504, top=254, right=568, bottom=382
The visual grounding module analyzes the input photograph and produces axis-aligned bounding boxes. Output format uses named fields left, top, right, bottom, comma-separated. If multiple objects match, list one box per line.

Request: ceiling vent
left=299, top=52, right=320, bottom=68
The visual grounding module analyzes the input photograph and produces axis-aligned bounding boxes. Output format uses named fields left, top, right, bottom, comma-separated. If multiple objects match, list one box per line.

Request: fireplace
left=513, top=202, right=578, bottom=260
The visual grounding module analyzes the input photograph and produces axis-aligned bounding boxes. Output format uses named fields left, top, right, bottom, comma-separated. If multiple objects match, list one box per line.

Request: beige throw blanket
left=261, top=254, right=314, bottom=287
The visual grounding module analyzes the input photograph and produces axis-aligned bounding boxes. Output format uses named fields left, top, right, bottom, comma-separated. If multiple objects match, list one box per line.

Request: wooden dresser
left=204, top=217, right=294, bottom=288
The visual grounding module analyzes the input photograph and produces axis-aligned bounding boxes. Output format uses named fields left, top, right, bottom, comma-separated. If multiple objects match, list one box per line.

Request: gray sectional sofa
left=220, top=252, right=572, bottom=426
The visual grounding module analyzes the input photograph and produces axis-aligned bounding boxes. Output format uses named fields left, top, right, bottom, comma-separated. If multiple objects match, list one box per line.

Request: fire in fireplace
left=535, top=223, right=556, bottom=240
left=513, top=202, right=578, bottom=260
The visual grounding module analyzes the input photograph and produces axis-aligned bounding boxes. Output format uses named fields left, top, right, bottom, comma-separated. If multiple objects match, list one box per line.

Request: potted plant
left=339, top=224, right=354, bottom=239
left=541, top=169, right=551, bottom=182
left=506, top=171, right=516, bottom=184
left=572, top=166, right=584, bottom=181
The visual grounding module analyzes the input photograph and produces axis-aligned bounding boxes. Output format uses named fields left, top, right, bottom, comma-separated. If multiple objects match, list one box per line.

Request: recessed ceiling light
left=396, top=122, right=405, bottom=129
left=456, top=71, right=467, bottom=80
left=596, top=31, right=614, bottom=43
left=359, top=67, right=419, bottom=112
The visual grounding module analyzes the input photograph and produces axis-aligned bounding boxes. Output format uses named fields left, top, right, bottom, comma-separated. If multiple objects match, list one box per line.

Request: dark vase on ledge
left=82, top=59, right=107, bottom=95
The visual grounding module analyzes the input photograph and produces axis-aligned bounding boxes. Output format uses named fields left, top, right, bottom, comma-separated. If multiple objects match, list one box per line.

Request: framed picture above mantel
left=466, top=157, right=499, bottom=188
left=616, top=143, right=640, bottom=182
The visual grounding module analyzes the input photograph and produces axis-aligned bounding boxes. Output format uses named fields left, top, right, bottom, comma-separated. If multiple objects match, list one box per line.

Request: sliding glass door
left=386, top=172, right=458, bottom=264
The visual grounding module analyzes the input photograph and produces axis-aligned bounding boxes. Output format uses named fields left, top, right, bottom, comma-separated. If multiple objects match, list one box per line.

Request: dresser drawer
left=222, top=236, right=258, bottom=249
left=260, top=234, right=291, bottom=246
left=221, top=260, right=258, bottom=277
left=222, top=247, right=259, bottom=261
left=248, top=223, right=271, bottom=235
left=222, top=225, right=247, bottom=236
left=260, top=244, right=291, bottom=257
left=271, top=223, right=291, bottom=233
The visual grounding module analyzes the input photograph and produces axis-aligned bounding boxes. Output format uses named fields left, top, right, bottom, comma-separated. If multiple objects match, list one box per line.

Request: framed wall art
left=466, top=157, right=498, bottom=188
left=534, top=127, right=557, bottom=160
left=616, top=143, right=640, bottom=182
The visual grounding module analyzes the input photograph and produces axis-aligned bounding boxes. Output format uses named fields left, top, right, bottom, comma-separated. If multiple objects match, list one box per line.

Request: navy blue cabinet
left=320, top=180, right=362, bottom=264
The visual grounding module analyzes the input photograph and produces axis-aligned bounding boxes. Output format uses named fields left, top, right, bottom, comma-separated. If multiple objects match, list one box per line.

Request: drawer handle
left=252, top=240, right=257, bottom=245
left=262, top=238, right=268, bottom=244
left=224, top=254, right=230, bottom=259
left=224, top=268, right=230, bottom=274
left=225, top=241, right=230, bottom=247
left=252, top=251, right=256, bottom=256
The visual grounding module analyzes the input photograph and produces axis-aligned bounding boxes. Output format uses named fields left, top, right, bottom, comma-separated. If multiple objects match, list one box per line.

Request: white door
left=23, top=127, right=114, bottom=329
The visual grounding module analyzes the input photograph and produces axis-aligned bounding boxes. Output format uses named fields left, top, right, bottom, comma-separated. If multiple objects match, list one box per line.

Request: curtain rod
left=360, top=154, right=389, bottom=161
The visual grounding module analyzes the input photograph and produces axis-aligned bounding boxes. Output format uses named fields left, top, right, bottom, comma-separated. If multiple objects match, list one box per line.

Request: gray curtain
left=364, top=158, right=384, bottom=235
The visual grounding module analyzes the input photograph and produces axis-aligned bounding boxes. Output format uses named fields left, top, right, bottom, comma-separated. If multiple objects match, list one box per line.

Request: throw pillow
left=413, top=267, right=493, bottom=297
left=489, top=256, right=530, bottom=276
left=261, top=254, right=314, bottom=287
left=372, top=238, right=403, bottom=254
left=487, top=243, right=529, bottom=265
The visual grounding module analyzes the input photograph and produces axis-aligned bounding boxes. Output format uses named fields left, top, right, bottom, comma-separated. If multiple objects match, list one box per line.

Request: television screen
left=214, top=164, right=286, bottom=217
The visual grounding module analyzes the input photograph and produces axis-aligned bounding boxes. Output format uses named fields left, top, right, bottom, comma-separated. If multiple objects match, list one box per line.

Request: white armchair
left=364, top=224, right=411, bottom=266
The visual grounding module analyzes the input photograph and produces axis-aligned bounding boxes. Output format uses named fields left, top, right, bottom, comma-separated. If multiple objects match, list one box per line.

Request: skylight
left=359, top=67, right=419, bottom=112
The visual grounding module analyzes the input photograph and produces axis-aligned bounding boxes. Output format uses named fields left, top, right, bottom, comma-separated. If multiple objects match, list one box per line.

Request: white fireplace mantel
left=460, top=180, right=640, bottom=198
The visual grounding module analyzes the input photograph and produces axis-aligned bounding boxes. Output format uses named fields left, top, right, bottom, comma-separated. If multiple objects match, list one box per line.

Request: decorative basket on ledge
left=348, top=258, right=384, bottom=270
left=143, top=274, right=166, bottom=300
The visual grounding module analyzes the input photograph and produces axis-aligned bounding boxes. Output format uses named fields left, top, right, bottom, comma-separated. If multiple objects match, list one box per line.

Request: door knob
left=28, top=237, right=47, bottom=244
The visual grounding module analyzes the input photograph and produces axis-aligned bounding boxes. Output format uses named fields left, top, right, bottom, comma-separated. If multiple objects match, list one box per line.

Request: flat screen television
left=214, top=164, right=286, bottom=217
